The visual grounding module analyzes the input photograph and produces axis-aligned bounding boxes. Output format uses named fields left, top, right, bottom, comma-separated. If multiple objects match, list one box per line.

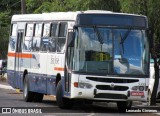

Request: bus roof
left=11, top=10, right=147, bottom=22
left=11, top=12, right=80, bottom=22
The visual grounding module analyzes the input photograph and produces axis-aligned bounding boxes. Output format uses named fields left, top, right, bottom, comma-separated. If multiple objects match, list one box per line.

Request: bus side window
left=49, top=23, right=58, bottom=52
left=10, top=23, right=17, bottom=51
left=57, top=22, right=67, bottom=52
left=43, top=23, right=50, bottom=37
left=23, top=23, right=34, bottom=51
left=32, top=23, right=42, bottom=52
left=23, top=37, right=32, bottom=51
left=41, top=37, right=49, bottom=52
left=32, top=38, right=41, bottom=51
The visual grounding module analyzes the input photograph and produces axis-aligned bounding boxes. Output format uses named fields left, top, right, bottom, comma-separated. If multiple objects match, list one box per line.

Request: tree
left=26, top=0, right=54, bottom=13
left=120, top=0, right=160, bottom=106
left=148, top=0, right=160, bottom=106
left=0, top=0, right=21, bottom=59
left=25, top=0, right=121, bottom=13
left=21, top=0, right=26, bottom=14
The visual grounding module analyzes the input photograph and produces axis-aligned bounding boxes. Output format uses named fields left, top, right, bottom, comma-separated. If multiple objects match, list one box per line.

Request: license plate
left=131, top=91, right=144, bottom=96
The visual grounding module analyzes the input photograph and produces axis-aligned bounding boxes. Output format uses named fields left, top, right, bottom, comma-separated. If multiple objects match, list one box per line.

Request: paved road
left=0, top=79, right=160, bottom=116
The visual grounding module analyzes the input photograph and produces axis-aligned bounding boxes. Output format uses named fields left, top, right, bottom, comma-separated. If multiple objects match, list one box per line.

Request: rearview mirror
left=67, top=31, right=75, bottom=47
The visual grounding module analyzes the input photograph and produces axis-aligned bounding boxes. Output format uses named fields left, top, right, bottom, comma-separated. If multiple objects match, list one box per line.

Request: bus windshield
left=72, top=27, right=149, bottom=76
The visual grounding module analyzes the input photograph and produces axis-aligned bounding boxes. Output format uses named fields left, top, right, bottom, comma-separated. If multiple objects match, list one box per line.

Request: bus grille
left=94, top=93, right=127, bottom=99
left=86, top=77, right=139, bottom=83
left=96, top=85, right=129, bottom=91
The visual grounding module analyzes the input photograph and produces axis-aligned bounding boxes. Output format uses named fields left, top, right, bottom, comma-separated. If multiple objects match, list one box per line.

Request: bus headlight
left=131, top=86, right=144, bottom=91
left=131, top=86, right=138, bottom=90
left=79, top=82, right=93, bottom=89
left=139, top=86, right=144, bottom=91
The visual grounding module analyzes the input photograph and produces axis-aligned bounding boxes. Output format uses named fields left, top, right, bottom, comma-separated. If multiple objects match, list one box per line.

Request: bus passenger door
left=65, top=30, right=74, bottom=94
left=15, top=30, right=24, bottom=88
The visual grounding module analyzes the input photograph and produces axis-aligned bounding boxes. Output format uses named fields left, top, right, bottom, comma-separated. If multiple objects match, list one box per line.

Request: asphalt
left=0, top=75, right=160, bottom=111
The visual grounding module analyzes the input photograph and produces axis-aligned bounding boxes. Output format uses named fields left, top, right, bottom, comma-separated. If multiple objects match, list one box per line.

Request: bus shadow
left=42, top=100, right=119, bottom=113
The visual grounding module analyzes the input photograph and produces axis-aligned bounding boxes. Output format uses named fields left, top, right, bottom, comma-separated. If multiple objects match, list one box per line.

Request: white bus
left=7, top=10, right=150, bottom=111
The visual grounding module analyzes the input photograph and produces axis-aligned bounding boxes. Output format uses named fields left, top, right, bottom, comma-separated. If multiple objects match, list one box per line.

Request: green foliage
left=148, top=0, right=160, bottom=44
left=26, top=0, right=51, bottom=13
left=0, top=0, right=20, bottom=58
left=0, top=12, right=10, bottom=27
left=120, top=0, right=160, bottom=49
left=0, top=0, right=160, bottom=59
left=0, top=26, right=9, bottom=59
left=120, top=0, right=160, bottom=106
left=26, top=0, right=121, bottom=13
left=34, top=2, right=52, bottom=13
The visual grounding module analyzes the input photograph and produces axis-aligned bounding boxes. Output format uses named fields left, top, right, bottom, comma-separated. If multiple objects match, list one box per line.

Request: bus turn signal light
left=74, top=82, right=78, bottom=87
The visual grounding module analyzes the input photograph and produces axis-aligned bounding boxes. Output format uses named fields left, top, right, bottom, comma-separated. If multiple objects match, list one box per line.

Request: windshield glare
left=72, top=27, right=149, bottom=76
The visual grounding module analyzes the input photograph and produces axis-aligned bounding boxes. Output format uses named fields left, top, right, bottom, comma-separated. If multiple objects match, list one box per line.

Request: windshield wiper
left=120, top=29, right=131, bottom=54
left=93, top=26, right=104, bottom=51
left=120, top=29, right=131, bottom=44
left=93, top=26, right=104, bottom=44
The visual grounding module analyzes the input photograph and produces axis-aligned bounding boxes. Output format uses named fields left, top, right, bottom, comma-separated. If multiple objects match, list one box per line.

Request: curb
left=0, top=84, right=15, bottom=90
left=0, top=76, right=14, bottom=90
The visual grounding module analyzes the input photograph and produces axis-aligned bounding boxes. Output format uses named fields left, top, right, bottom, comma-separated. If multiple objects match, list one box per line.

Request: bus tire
left=34, top=93, right=44, bottom=102
left=23, top=75, right=35, bottom=102
left=117, top=101, right=132, bottom=112
left=56, top=80, right=73, bottom=109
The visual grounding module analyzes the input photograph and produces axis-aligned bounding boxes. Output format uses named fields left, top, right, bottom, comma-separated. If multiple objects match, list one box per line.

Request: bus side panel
left=46, top=75, right=56, bottom=95
left=8, top=69, right=28, bottom=90
left=7, top=52, right=16, bottom=88
left=19, top=56, right=32, bottom=90
left=19, top=71, right=24, bottom=90
left=28, top=53, right=47, bottom=94
left=28, top=73, right=37, bottom=92
left=29, top=73, right=47, bottom=94
left=14, top=70, right=21, bottom=89
left=7, top=70, right=16, bottom=88
left=46, top=53, right=65, bottom=95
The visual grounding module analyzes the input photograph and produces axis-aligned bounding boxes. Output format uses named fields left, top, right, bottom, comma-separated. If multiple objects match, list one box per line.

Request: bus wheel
left=117, top=101, right=132, bottom=112
left=56, top=80, right=73, bottom=109
left=34, top=93, right=44, bottom=102
left=23, top=75, right=35, bottom=102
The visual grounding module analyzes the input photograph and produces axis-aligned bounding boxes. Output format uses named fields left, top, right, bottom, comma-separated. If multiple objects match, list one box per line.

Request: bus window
left=57, top=23, right=67, bottom=52
left=48, top=23, right=58, bottom=52
left=41, top=37, right=49, bottom=52
left=26, top=24, right=34, bottom=37
left=35, top=23, right=42, bottom=37
left=23, top=24, right=34, bottom=51
left=48, top=38, right=56, bottom=52
left=32, top=37, right=41, bottom=51
left=11, top=24, right=17, bottom=36
left=31, top=23, right=43, bottom=52
left=51, top=23, right=58, bottom=37
left=43, top=23, right=50, bottom=37
left=10, top=24, right=17, bottom=51
left=23, top=37, right=32, bottom=51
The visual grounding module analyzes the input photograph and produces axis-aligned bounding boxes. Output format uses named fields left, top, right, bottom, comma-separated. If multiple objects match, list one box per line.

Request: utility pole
left=21, top=0, right=26, bottom=14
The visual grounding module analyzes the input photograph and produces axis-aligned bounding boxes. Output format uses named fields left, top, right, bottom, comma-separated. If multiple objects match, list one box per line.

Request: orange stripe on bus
left=54, top=67, right=64, bottom=71
left=8, top=52, right=33, bottom=58
left=8, top=52, right=15, bottom=57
